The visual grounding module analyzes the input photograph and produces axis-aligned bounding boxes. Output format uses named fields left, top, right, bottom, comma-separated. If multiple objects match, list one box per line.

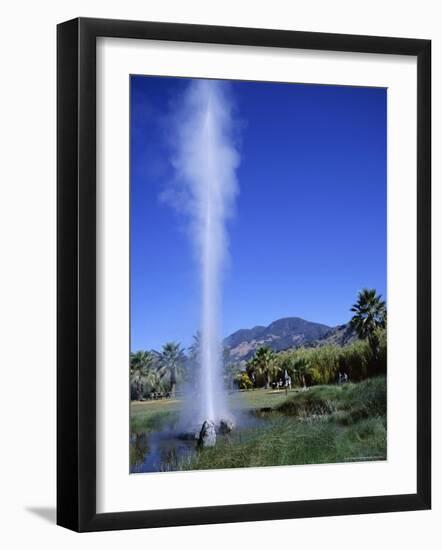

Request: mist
left=166, top=79, right=240, bottom=425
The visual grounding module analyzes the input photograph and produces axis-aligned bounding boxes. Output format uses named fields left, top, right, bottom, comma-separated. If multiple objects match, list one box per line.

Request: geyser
left=167, top=79, right=240, bottom=426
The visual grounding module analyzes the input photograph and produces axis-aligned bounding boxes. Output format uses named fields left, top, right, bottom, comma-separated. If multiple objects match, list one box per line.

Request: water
left=167, top=80, right=240, bottom=426
left=199, top=98, right=224, bottom=422
left=130, top=409, right=266, bottom=474
left=130, top=429, right=196, bottom=473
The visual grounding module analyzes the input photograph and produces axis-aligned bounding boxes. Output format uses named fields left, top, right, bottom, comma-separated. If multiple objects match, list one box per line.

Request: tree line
left=130, top=288, right=386, bottom=399
left=242, top=288, right=386, bottom=389
left=130, top=342, right=186, bottom=400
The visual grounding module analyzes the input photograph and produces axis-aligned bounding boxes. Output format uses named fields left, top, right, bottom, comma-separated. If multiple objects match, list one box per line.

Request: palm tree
left=350, top=288, right=387, bottom=356
left=155, top=342, right=185, bottom=397
left=130, top=350, right=156, bottom=400
left=247, top=346, right=277, bottom=389
left=188, top=331, right=201, bottom=364
left=292, top=357, right=310, bottom=389
left=224, top=357, right=241, bottom=390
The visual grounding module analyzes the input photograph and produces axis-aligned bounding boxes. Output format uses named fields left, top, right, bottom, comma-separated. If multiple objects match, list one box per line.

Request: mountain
left=315, top=323, right=357, bottom=348
left=224, top=317, right=356, bottom=362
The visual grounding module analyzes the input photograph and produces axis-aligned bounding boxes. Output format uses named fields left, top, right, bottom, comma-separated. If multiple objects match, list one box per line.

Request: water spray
left=167, top=80, right=240, bottom=435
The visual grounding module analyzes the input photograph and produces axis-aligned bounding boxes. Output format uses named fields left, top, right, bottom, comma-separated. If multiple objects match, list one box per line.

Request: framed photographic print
left=57, top=17, right=431, bottom=532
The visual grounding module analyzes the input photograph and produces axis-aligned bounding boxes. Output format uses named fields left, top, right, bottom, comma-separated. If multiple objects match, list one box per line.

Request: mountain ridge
left=224, top=316, right=356, bottom=362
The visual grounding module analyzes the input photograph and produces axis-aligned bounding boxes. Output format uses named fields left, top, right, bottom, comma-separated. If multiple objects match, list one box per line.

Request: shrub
left=343, top=376, right=387, bottom=418
left=277, top=376, right=387, bottom=424
left=277, top=385, right=342, bottom=416
left=337, top=340, right=371, bottom=382
left=236, top=372, right=254, bottom=390
left=273, top=332, right=386, bottom=388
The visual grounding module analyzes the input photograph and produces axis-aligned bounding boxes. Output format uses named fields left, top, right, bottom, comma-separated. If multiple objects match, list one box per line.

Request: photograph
left=0, top=0, right=434, bottom=541
left=129, top=75, right=388, bottom=474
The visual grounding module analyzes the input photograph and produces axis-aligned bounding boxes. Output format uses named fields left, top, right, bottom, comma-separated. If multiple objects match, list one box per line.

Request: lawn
left=130, top=398, right=180, bottom=432
left=234, top=387, right=302, bottom=410
left=130, top=387, right=299, bottom=431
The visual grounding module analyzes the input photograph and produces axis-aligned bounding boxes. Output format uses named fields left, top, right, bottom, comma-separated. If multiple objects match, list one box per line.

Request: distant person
left=284, top=374, right=292, bottom=395
left=284, top=370, right=291, bottom=390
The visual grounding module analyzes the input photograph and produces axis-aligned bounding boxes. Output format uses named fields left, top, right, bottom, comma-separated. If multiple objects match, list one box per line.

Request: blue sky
left=130, top=76, right=386, bottom=352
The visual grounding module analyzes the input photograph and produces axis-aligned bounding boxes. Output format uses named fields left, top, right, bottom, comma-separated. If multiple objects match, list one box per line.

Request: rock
left=218, top=418, right=234, bottom=434
left=197, top=420, right=216, bottom=448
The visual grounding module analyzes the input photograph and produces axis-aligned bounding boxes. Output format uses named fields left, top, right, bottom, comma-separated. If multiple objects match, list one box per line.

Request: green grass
left=184, top=377, right=387, bottom=470
left=184, top=415, right=386, bottom=470
left=276, top=376, right=386, bottom=423
left=130, top=377, right=387, bottom=471
left=130, top=399, right=180, bottom=433
left=130, top=388, right=300, bottom=431
left=230, top=387, right=302, bottom=411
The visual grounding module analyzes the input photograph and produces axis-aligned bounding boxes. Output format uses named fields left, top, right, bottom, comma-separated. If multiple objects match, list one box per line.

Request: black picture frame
left=57, top=17, right=431, bottom=532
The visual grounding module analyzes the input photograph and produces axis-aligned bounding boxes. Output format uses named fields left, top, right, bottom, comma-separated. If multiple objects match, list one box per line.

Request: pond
left=130, top=409, right=267, bottom=473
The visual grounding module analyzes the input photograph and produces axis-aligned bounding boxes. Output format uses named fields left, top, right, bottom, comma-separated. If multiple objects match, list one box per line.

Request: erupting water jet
left=167, top=80, right=240, bottom=436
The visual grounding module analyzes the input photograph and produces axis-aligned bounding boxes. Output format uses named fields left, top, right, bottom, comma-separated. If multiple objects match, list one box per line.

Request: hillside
left=224, top=317, right=356, bottom=362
